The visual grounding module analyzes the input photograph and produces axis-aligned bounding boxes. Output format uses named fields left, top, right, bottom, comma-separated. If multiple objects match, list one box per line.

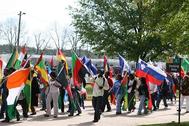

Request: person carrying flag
left=92, top=70, right=109, bottom=122
left=137, top=77, right=149, bottom=115
left=127, top=73, right=137, bottom=113
left=44, top=71, right=62, bottom=118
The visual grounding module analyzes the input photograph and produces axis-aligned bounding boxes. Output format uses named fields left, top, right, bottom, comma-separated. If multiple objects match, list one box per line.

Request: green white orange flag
left=6, top=48, right=19, bottom=69
left=14, top=46, right=26, bottom=70
left=35, top=53, right=48, bottom=84
left=6, top=68, right=30, bottom=120
left=56, top=48, right=68, bottom=73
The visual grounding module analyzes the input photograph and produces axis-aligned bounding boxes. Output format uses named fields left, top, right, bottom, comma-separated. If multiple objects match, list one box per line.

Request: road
left=0, top=100, right=189, bottom=126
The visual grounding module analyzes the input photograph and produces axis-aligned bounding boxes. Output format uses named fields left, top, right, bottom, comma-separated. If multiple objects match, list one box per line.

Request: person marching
left=92, top=70, right=109, bottom=122
left=111, top=74, right=124, bottom=115
left=44, top=72, right=62, bottom=118
left=127, top=73, right=137, bottom=113
left=102, top=71, right=112, bottom=112
left=137, top=77, right=149, bottom=115
left=30, top=71, right=40, bottom=115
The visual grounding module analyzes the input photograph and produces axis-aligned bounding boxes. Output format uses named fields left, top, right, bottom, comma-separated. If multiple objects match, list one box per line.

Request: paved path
left=0, top=101, right=189, bottom=126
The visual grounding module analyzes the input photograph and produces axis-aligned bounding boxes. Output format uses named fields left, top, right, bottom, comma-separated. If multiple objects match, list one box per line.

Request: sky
left=0, top=0, right=78, bottom=48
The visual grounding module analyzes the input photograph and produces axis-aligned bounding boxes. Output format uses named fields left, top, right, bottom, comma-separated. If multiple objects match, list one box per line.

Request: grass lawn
left=140, top=121, right=189, bottom=126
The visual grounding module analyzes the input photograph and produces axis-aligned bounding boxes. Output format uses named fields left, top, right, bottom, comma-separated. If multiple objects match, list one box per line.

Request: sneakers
left=53, top=115, right=57, bottom=118
left=68, top=114, right=73, bottom=117
left=44, top=114, right=50, bottom=117
left=0, top=116, right=4, bottom=119
left=116, top=112, right=122, bottom=115
left=93, top=120, right=98, bottom=123
left=1, top=119, right=10, bottom=123
left=76, top=111, right=81, bottom=116
left=16, top=117, right=20, bottom=121
left=30, top=112, right=36, bottom=115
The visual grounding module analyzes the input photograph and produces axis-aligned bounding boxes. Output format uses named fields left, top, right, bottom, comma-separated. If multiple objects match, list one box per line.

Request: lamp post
left=17, top=11, right=26, bottom=48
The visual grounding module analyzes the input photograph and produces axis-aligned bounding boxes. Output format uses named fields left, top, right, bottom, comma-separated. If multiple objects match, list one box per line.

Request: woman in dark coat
left=31, top=72, right=40, bottom=115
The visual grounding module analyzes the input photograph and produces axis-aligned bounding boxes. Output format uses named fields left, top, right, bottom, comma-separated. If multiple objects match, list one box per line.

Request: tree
left=33, top=32, right=50, bottom=54
left=49, top=23, right=68, bottom=50
left=0, top=18, right=27, bottom=52
left=71, top=0, right=188, bottom=61
left=68, top=32, right=80, bottom=53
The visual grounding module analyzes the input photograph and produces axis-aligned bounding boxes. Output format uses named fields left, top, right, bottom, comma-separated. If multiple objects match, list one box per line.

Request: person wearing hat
left=44, top=71, right=62, bottom=118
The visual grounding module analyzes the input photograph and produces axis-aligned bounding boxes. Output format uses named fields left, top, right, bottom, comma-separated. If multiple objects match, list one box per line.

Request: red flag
left=146, top=75, right=152, bottom=110
left=49, top=56, right=54, bottom=68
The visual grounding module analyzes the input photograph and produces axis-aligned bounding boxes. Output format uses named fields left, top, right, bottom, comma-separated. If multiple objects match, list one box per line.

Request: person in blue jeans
left=111, top=74, right=124, bottom=115
left=137, top=77, right=149, bottom=115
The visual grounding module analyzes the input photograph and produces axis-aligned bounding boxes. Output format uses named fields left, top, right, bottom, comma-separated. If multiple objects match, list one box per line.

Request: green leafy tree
left=70, top=0, right=188, bottom=61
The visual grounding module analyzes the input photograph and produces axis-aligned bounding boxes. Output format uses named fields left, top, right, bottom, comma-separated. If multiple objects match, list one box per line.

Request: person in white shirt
left=92, top=70, right=109, bottom=123
left=44, top=72, right=62, bottom=118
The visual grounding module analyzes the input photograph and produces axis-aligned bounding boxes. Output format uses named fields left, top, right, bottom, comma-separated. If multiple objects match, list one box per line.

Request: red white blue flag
left=136, top=59, right=167, bottom=85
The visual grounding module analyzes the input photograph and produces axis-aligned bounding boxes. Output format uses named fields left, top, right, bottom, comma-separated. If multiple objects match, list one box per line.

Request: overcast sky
left=0, top=0, right=77, bottom=31
left=0, top=0, right=79, bottom=48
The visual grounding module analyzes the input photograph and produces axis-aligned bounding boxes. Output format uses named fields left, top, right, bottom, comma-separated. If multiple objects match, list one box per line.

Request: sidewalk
left=0, top=101, right=189, bottom=126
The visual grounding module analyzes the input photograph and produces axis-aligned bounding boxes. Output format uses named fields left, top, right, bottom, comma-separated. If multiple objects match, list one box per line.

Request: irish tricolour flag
left=6, top=68, right=30, bottom=120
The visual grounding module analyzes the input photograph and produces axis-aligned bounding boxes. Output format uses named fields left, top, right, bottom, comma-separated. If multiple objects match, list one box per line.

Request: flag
left=49, top=56, right=54, bottom=68
left=6, top=68, right=30, bottom=120
left=81, top=56, right=97, bottom=76
left=181, top=58, right=189, bottom=74
left=23, top=59, right=32, bottom=107
left=104, top=55, right=109, bottom=73
left=6, top=48, right=19, bottom=69
left=14, top=46, right=26, bottom=69
left=56, top=48, right=68, bottom=73
left=35, top=53, right=48, bottom=84
left=72, top=52, right=87, bottom=87
left=0, top=57, right=3, bottom=82
left=56, top=66, right=75, bottom=110
left=136, top=59, right=167, bottom=85
left=118, top=54, right=131, bottom=75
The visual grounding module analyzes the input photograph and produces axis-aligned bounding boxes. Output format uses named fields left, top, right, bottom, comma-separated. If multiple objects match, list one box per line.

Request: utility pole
left=17, top=11, right=25, bottom=48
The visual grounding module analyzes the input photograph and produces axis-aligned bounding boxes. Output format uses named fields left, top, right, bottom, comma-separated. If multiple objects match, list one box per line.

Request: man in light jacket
left=92, top=70, right=109, bottom=123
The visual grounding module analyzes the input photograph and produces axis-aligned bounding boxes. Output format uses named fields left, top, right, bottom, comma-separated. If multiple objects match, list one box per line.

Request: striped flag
left=56, top=65, right=75, bottom=111
left=56, top=48, right=68, bottom=73
left=118, top=54, right=131, bottom=75
left=14, top=46, right=26, bottom=69
left=6, top=68, right=30, bottom=120
left=23, top=59, right=32, bottom=107
left=81, top=56, right=97, bottom=76
left=72, top=52, right=88, bottom=87
left=35, top=53, right=48, bottom=85
left=6, top=48, right=19, bottom=69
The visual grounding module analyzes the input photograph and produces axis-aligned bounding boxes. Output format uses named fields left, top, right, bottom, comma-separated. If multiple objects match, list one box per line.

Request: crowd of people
left=0, top=64, right=189, bottom=123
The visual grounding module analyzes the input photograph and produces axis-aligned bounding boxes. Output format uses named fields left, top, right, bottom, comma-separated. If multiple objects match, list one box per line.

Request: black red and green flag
left=72, top=52, right=88, bottom=87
